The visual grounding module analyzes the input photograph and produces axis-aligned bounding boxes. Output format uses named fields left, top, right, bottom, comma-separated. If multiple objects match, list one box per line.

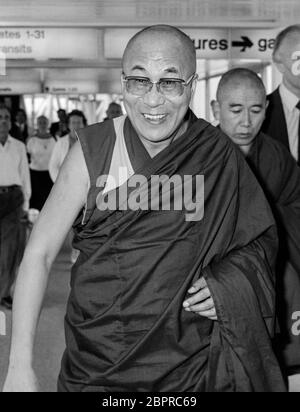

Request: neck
left=139, top=119, right=189, bottom=158
left=37, top=131, right=50, bottom=138
left=0, top=134, right=8, bottom=145
left=239, top=143, right=253, bottom=156
left=283, top=78, right=300, bottom=99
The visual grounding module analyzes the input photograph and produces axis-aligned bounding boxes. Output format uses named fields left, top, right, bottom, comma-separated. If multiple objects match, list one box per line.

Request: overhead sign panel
left=104, top=29, right=139, bottom=60
left=185, top=29, right=231, bottom=59
left=44, top=80, right=99, bottom=94
left=0, top=81, right=41, bottom=94
left=230, top=29, right=278, bottom=59
left=105, top=28, right=279, bottom=60
left=0, top=28, right=100, bottom=60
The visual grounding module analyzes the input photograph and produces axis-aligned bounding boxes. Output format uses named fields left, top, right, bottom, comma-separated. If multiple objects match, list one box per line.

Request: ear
left=120, top=74, right=126, bottom=94
left=190, top=75, right=198, bottom=98
left=274, top=60, right=285, bottom=75
left=211, top=100, right=221, bottom=121
left=262, top=100, right=269, bottom=121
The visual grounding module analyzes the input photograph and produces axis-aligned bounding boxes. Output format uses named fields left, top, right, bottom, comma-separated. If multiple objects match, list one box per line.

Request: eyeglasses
left=122, top=73, right=198, bottom=98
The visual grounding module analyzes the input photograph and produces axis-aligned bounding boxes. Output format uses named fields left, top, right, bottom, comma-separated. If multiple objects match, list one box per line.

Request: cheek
left=168, top=95, right=191, bottom=119
left=253, top=115, right=265, bottom=130
left=221, top=114, right=237, bottom=130
left=123, top=95, right=138, bottom=115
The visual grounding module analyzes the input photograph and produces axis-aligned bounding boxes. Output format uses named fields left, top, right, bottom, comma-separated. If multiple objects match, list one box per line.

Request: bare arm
left=3, top=141, right=89, bottom=391
left=19, top=143, right=31, bottom=211
left=48, top=140, right=64, bottom=183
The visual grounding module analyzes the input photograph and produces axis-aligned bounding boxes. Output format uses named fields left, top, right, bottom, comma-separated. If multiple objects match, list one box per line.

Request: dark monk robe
left=246, top=132, right=300, bottom=376
left=0, top=187, right=26, bottom=301
left=58, top=113, right=286, bottom=392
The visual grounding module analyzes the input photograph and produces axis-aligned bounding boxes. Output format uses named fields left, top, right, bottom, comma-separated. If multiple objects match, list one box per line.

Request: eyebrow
left=131, top=65, right=146, bottom=72
left=228, top=104, right=264, bottom=108
left=164, top=67, right=180, bottom=74
left=130, top=66, right=180, bottom=75
left=228, top=104, right=242, bottom=108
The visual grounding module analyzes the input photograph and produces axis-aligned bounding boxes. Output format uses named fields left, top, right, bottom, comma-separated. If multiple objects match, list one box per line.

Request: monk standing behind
left=4, top=26, right=285, bottom=392
left=203, top=68, right=300, bottom=390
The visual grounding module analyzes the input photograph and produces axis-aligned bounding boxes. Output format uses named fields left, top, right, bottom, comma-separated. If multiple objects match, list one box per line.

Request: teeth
left=143, top=114, right=165, bottom=120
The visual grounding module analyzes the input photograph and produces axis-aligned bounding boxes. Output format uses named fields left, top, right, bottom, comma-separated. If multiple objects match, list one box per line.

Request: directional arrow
left=232, top=36, right=254, bottom=52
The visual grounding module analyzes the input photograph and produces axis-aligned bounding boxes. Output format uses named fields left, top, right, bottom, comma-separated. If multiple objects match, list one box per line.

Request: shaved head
left=273, top=25, right=300, bottom=63
left=271, top=25, right=300, bottom=97
left=122, top=25, right=196, bottom=75
left=212, top=68, right=267, bottom=156
left=217, top=68, right=266, bottom=103
left=121, top=25, right=198, bottom=152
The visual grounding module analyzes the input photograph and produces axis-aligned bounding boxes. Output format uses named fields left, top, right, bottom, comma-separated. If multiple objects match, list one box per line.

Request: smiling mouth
left=142, top=113, right=167, bottom=123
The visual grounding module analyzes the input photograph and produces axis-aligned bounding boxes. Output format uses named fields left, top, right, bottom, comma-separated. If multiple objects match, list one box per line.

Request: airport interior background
left=1, top=0, right=300, bottom=392
left=0, top=0, right=296, bottom=126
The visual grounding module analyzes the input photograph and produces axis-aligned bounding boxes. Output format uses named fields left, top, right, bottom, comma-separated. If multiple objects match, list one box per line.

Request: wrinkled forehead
left=220, top=80, right=266, bottom=103
left=123, top=35, right=192, bottom=76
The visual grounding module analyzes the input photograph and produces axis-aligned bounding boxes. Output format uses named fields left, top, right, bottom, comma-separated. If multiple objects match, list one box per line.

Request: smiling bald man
left=4, top=26, right=285, bottom=392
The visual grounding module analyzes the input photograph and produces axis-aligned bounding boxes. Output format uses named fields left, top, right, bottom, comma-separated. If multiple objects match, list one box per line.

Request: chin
left=137, top=126, right=175, bottom=144
left=141, top=134, right=169, bottom=143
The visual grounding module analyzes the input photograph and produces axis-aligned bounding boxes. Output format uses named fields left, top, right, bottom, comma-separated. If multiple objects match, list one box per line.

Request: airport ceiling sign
left=43, top=80, right=100, bottom=94
left=0, top=81, right=41, bottom=94
left=0, top=28, right=99, bottom=60
left=105, top=28, right=279, bottom=60
left=228, top=29, right=277, bottom=59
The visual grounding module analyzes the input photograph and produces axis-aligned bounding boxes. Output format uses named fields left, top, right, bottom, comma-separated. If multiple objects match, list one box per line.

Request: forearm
left=8, top=249, right=52, bottom=368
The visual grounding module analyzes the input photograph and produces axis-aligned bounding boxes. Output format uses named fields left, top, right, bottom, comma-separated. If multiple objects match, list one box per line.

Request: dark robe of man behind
left=58, top=114, right=286, bottom=392
left=262, top=88, right=300, bottom=166
left=246, top=131, right=300, bottom=376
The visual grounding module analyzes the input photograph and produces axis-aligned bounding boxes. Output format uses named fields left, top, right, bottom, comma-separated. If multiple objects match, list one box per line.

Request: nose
left=241, top=110, right=251, bottom=127
left=143, top=83, right=165, bottom=108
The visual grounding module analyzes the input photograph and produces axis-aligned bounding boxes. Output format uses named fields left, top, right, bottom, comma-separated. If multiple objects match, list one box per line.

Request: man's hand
left=183, top=277, right=218, bottom=321
left=2, top=367, right=39, bottom=392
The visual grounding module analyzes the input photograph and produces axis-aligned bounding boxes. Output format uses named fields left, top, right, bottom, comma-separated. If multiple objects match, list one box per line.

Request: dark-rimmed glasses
left=122, top=73, right=198, bottom=97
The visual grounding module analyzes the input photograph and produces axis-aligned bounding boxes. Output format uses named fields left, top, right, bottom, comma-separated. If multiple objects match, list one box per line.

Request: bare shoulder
left=51, top=141, right=90, bottom=205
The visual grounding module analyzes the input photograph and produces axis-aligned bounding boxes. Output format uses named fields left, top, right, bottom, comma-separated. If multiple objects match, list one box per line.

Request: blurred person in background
left=262, top=25, right=300, bottom=166
left=10, top=108, right=32, bottom=144
left=209, top=68, right=300, bottom=391
left=27, top=116, right=56, bottom=211
left=0, top=107, right=31, bottom=310
left=104, top=102, right=123, bottom=120
left=50, top=109, right=69, bottom=139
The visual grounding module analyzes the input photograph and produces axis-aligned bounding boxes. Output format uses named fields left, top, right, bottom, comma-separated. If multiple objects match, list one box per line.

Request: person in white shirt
left=49, top=110, right=87, bottom=182
left=27, top=115, right=56, bottom=211
left=262, top=25, right=300, bottom=165
left=0, top=107, right=31, bottom=309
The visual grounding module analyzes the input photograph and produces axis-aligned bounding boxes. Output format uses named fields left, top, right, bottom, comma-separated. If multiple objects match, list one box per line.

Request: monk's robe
left=0, top=186, right=26, bottom=300
left=246, top=132, right=300, bottom=376
left=58, top=114, right=286, bottom=392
